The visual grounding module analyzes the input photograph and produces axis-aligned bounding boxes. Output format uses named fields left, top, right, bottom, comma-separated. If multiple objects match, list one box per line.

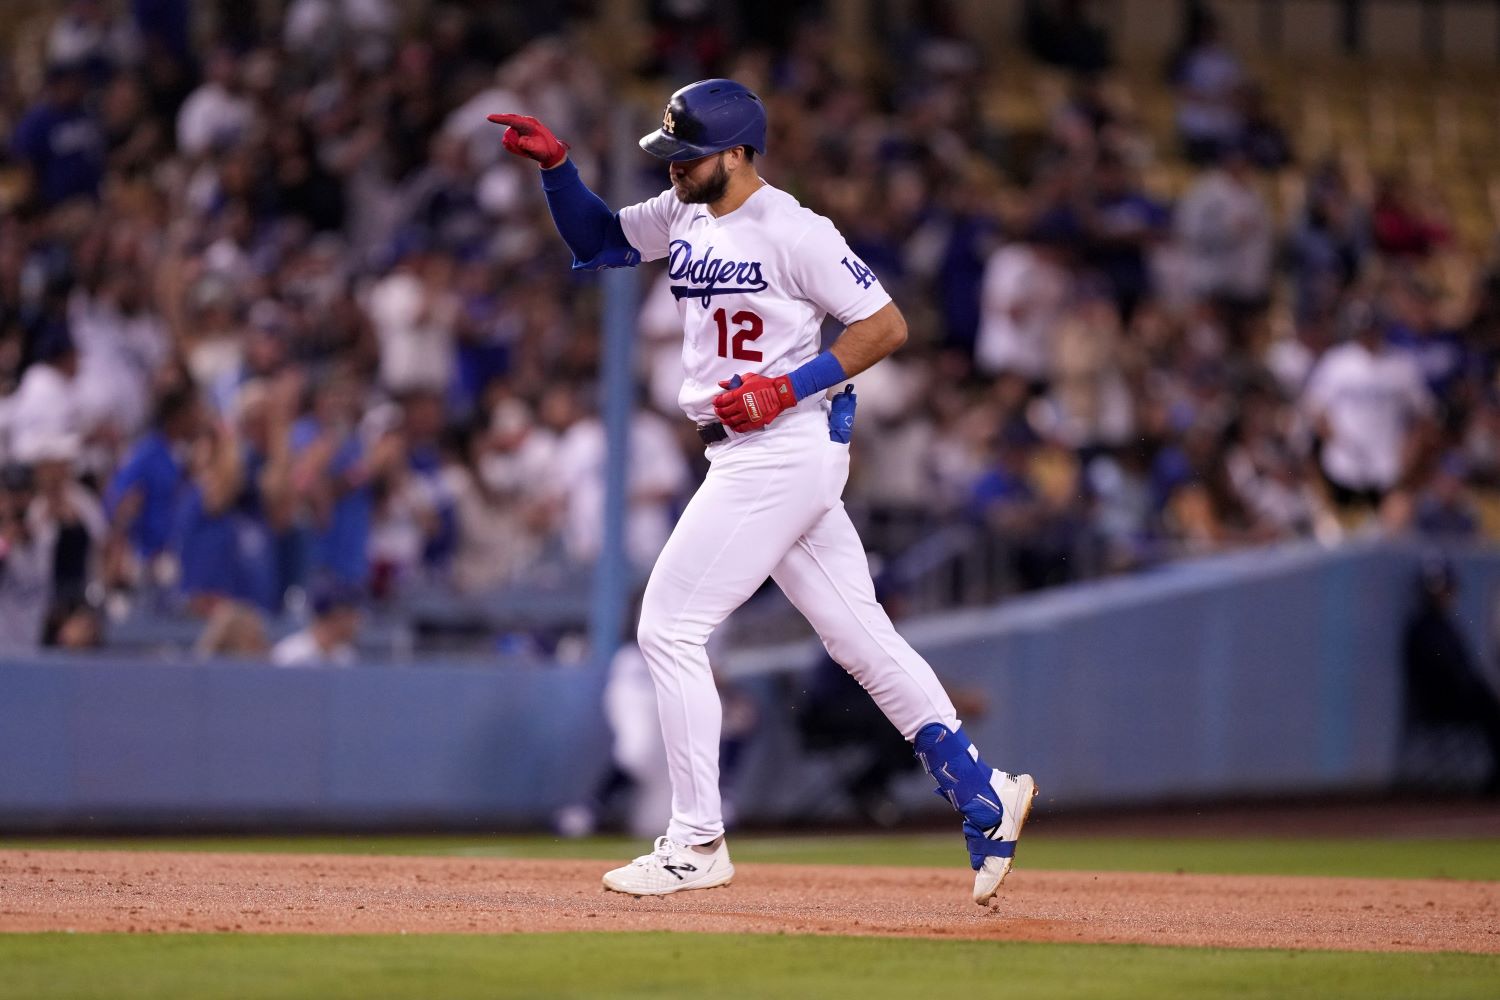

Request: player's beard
left=673, top=156, right=730, bottom=205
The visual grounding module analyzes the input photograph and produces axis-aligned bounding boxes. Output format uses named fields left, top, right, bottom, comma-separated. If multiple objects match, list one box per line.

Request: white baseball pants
left=636, top=407, right=960, bottom=845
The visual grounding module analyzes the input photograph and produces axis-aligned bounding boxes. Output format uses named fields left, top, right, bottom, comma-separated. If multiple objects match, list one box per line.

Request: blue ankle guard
left=913, top=723, right=1013, bottom=868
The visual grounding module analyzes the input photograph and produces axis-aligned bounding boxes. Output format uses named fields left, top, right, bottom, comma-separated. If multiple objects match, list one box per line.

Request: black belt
left=697, top=421, right=728, bottom=444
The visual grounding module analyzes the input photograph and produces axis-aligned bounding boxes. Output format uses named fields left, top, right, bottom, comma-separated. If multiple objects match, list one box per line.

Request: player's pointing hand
left=486, top=113, right=570, bottom=169
left=713, top=373, right=799, bottom=432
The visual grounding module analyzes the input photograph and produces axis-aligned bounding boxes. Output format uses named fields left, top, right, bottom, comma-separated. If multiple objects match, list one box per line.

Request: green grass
left=1, top=933, right=1496, bottom=1000
left=4, top=833, right=1499, bottom=880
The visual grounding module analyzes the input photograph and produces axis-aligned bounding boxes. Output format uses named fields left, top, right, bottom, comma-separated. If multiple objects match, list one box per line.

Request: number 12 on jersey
left=714, top=308, right=763, bottom=361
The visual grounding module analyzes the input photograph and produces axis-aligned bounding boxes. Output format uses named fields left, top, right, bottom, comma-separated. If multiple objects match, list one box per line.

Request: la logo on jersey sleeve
left=840, top=256, right=877, bottom=289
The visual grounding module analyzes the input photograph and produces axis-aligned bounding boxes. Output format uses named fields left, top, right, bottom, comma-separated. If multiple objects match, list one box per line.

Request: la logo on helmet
left=662, top=108, right=676, bottom=134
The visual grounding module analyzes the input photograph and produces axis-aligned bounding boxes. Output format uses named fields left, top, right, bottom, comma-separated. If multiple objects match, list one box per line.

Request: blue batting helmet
left=638, top=79, right=767, bottom=161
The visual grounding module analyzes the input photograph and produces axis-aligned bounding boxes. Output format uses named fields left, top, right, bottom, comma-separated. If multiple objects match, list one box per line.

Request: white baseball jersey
left=1302, top=342, right=1434, bottom=490
left=615, top=178, right=967, bottom=849
left=618, top=183, right=891, bottom=423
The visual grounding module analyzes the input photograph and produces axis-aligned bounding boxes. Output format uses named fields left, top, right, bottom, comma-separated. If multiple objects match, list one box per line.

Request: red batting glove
left=485, top=113, right=569, bottom=169
left=713, top=373, right=798, bottom=432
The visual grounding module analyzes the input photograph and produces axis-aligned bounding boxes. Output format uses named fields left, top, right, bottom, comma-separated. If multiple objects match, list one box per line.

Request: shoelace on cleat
left=632, top=835, right=678, bottom=867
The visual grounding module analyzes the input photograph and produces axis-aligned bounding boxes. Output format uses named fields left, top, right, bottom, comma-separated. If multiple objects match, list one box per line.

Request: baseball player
left=488, top=79, right=1036, bottom=905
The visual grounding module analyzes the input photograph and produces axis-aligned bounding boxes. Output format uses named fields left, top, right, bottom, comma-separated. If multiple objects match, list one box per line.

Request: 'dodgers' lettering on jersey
left=667, top=239, right=769, bottom=306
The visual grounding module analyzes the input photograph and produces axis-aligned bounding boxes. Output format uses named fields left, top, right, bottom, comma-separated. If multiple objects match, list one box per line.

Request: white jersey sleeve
left=787, top=218, right=892, bottom=327
left=617, top=189, right=681, bottom=263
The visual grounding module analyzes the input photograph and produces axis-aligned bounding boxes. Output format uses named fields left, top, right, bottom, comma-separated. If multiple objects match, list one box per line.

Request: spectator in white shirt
left=175, top=48, right=253, bottom=158
left=271, top=583, right=360, bottom=667
left=47, top=0, right=140, bottom=81
left=442, top=419, right=539, bottom=594
left=638, top=269, right=690, bottom=418
left=1176, top=145, right=1273, bottom=336
left=1302, top=300, right=1436, bottom=517
left=975, top=220, right=1073, bottom=384
left=1170, top=13, right=1245, bottom=164
left=6, top=322, right=84, bottom=459
left=284, top=0, right=397, bottom=66
left=68, top=270, right=170, bottom=442
left=481, top=397, right=560, bottom=504
left=366, top=243, right=458, bottom=396
left=16, top=430, right=105, bottom=603
left=551, top=404, right=688, bottom=570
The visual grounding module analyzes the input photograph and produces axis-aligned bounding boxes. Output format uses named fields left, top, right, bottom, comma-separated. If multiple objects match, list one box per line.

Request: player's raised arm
left=486, top=113, right=641, bottom=270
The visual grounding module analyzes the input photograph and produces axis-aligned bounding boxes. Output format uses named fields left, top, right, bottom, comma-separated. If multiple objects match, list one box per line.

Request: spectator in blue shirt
left=1415, top=454, right=1480, bottom=541
left=970, top=421, right=1080, bottom=590
left=172, top=404, right=287, bottom=613
left=9, top=62, right=106, bottom=208
left=935, top=193, right=999, bottom=355
left=969, top=428, right=1039, bottom=524
left=1386, top=281, right=1470, bottom=402
left=1084, top=151, right=1170, bottom=322
left=103, top=385, right=199, bottom=586
left=1237, top=85, right=1293, bottom=171
left=290, top=368, right=391, bottom=590
left=130, top=0, right=192, bottom=65
left=451, top=258, right=513, bottom=419
left=1288, top=161, right=1369, bottom=325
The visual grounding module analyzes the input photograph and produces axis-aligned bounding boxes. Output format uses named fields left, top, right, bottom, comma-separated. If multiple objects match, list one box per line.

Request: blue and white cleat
left=967, top=770, right=1038, bottom=904
left=914, top=724, right=1039, bottom=906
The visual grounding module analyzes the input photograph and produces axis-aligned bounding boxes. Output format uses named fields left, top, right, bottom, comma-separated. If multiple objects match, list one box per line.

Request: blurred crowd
left=1, top=0, right=1498, bottom=656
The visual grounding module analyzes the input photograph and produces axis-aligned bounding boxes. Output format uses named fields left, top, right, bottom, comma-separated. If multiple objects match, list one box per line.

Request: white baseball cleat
left=602, top=835, right=735, bottom=896
left=971, top=771, right=1038, bottom=906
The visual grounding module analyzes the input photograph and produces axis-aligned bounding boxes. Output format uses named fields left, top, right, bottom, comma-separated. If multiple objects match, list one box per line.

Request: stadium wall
left=728, top=540, right=1500, bottom=821
left=0, top=656, right=610, bottom=832
left=1, top=541, right=1496, bottom=831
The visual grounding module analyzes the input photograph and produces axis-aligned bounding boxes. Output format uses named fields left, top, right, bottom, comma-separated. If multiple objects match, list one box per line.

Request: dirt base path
left=2, top=850, right=1497, bottom=953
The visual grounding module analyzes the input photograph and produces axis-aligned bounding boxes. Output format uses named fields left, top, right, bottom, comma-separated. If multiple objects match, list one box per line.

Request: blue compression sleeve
left=788, top=350, right=847, bottom=401
left=539, top=159, right=640, bottom=270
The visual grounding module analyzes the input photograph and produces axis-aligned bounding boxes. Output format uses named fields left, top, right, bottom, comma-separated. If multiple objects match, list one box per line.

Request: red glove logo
left=714, top=374, right=798, bottom=432
left=486, top=113, right=569, bottom=169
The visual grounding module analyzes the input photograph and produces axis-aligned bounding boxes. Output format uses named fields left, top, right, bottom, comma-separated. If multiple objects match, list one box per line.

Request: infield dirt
left=2, top=850, right=1496, bottom=953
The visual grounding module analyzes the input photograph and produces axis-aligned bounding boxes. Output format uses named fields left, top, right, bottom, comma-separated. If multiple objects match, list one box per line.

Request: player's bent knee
left=635, top=614, right=709, bottom=673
